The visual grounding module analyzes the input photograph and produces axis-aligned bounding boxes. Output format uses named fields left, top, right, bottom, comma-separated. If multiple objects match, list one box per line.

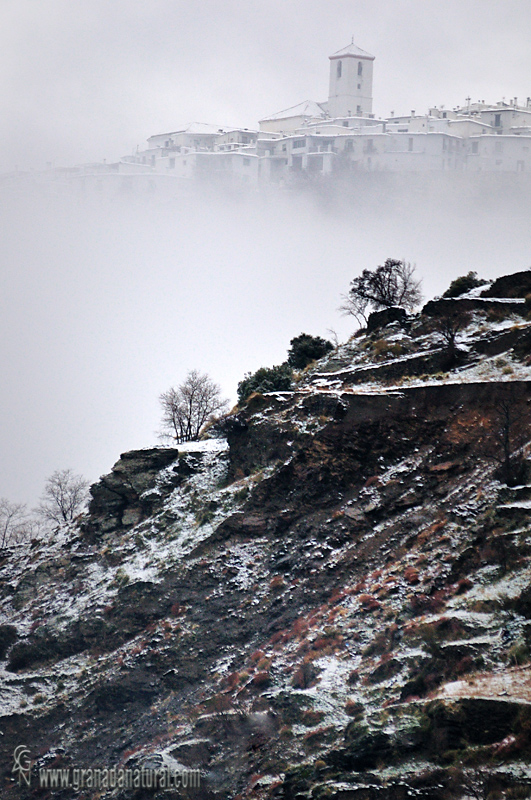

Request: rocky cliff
left=1, top=275, right=531, bottom=799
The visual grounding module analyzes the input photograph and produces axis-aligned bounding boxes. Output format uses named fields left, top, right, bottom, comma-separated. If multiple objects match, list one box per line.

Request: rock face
left=1, top=273, right=531, bottom=800
left=422, top=296, right=527, bottom=317
left=366, top=306, right=408, bottom=332
left=84, top=447, right=181, bottom=534
left=481, top=268, right=531, bottom=298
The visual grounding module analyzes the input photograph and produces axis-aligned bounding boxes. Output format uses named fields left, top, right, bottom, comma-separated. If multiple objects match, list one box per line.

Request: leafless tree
left=480, top=384, right=531, bottom=485
left=491, top=389, right=529, bottom=485
left=338, top=291, right=370, bottom=328
left=0, top=499, right=32, bottom=548
left=159, top=370, right=229, bottom=443
left=433, top=307, right=472, bottom=364
left=36, top=469, right=90, bottom=526
left=345, top=259, right=423, bottom=319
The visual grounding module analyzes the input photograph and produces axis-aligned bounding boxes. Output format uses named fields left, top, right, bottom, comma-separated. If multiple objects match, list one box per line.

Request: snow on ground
left=167, top=438, right=229, bottom=453
left=456, top=566, right=531, bottom=604
left=438, top=663, right=531, bottom=704
left=301, top=314, right=531, bottom=397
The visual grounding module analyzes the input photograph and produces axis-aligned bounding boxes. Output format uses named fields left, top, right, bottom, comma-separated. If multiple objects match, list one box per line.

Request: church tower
left=328, top=41, right=375, bottom=118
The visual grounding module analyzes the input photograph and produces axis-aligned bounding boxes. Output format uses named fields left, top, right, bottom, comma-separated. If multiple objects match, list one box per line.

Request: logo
left=12, top=745, right=32, bottom=786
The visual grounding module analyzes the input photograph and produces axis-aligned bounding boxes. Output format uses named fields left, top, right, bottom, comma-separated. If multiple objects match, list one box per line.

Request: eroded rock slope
left=1, top=282, right=531, bottom=799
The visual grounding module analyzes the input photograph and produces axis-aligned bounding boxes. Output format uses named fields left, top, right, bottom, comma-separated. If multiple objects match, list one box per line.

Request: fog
left=2, top=0, right=531, bottom=172
left=1, top=1, right=531, bottom=505
left=1, top=177, right=530, bottom=505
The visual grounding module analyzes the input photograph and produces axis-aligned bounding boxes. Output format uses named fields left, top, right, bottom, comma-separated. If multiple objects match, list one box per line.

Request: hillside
left=1, top=271, right=531, bottom=799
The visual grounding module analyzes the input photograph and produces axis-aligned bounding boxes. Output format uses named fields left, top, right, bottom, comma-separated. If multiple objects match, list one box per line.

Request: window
left=243, top=158, right=250, bottom=166
left=343, top=121, right=349, bottom=127
left=337, top=61, right=342, bottom=78
left=358, top=61, right=363, bottom=76
left=494, top=114, right=501, bottom=127
left=408, top=138, right=413, bottom=151
left=358, top=84, right=361, bottom=89
left=169, top=158, right=175, bottom=168
left=356, top=105, right=362, bottom=115
left=345, top=140, right=354, bottom=151
left=292, top=139, right=305, bottom=148
left=471, top=141, right=479, bottom=154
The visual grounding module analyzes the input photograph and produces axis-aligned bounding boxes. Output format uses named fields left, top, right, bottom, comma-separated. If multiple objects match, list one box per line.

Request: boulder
left=367, top=306, right=407, bottom=332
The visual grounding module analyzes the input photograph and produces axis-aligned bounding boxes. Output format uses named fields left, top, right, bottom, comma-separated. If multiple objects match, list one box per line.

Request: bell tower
left=328, top=40, right=375, bottom=118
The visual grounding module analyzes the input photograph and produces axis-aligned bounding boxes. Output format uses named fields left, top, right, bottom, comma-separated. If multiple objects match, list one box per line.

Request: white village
left=8, top=40, right=531, bottom=193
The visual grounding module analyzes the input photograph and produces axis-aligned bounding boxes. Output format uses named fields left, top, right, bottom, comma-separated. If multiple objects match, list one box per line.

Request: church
left=259, top=40, right=376, bottom=131
left=52, top=40, right=531, bottom=194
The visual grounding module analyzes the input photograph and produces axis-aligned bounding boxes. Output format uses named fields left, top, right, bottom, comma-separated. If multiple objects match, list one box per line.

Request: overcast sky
left=1, top=0, right=531, bottom=508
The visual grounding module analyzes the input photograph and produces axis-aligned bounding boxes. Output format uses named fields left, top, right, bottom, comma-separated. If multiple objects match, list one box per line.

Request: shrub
left=358, top=594, right=381, bottom=611
left=237, top=364, right=293, bottom=404
left=404, top=566, right=420, bottom=585
left=287, top=333, right=334, bottom=370
left=508, top=641, right=529, bottom=666
left=371, top=339, right=404, bottom=359
left=251, top=671, right=271, bottom=687
left=345, top=700, right=364, bottom=718
left=291, top=662, right=318, bottom=689
left=302, top=709, right=325, bottom=726
left=442, top=271, right=488, bottom=298
left=250, top=649, right=265, bottom=663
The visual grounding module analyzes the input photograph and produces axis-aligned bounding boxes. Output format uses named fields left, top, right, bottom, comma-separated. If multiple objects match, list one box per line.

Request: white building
left=55, top=40, right=531, bottom=189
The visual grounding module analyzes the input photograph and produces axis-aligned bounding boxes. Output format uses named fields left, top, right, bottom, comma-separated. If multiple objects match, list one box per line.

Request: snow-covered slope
left=1, top=274, right=531, bottom=800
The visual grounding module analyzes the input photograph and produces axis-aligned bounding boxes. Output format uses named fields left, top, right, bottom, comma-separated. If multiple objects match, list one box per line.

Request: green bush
left=442, top=271, right=488, bottom=298
left=287, top=333, right=334, bottom=370
left=237, top=363, right=293, bottom=404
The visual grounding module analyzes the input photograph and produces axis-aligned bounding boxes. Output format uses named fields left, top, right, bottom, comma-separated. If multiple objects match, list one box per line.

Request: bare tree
left=339, top=291, right=370, bottom=328
left=478, top=385, right=531, bottom=485
left=36, top=469, right=90, bottom=526
left=491, top=388, right=529, bottom=485
left=432, top=307, right=472, bottom=365
left=345, top=259, right=422, bottom=317
left=0, top=499, right=31, bottom=548
left=159, top=370, right=229, bottom=443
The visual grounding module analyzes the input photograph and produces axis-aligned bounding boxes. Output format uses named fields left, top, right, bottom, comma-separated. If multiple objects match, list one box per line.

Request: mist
left=1, top=174, right=530, bottom=506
